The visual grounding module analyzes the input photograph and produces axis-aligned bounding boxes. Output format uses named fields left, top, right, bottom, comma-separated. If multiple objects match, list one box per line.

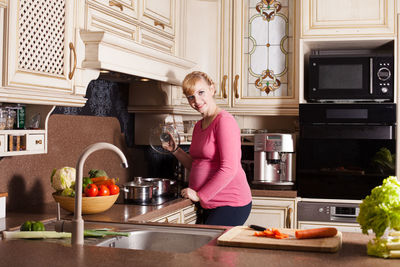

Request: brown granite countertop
left=251, top=189, right=297, bottom=198
left=0, top=231, right=399, bottom=266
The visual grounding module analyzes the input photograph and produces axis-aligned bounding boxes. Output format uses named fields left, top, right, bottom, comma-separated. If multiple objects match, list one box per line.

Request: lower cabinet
left=150, top=204, right=197, bottom=224
left=244, top=197, right=297, bottom=229
left=297, top=221, right=362, bottom=233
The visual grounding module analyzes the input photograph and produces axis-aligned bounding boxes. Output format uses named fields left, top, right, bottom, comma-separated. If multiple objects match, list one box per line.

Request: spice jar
left=0, top=109, right=6, bottom=130
left=5, top=110, right=16, bottom=130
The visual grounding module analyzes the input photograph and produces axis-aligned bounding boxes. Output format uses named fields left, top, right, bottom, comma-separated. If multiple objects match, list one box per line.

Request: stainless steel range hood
left=79, top=31, right=196, bottom=85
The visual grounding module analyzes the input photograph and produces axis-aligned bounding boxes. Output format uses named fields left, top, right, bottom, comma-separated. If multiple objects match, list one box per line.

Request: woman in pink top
left=165, top=71, right=252, bottom=226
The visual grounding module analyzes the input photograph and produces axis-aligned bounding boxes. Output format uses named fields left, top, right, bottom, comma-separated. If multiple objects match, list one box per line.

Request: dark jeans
left=196, top=202, right=252, bottom=226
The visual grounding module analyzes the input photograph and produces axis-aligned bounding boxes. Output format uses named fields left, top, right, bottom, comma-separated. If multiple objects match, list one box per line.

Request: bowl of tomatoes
left=52, top=177, right=120, bottom=214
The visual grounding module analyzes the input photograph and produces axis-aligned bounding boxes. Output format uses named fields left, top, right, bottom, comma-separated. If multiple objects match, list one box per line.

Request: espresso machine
left=253, top=133, right=295, bottom=188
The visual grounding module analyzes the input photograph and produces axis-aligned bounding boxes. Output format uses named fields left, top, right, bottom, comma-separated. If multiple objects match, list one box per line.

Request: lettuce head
left=357, top=176, right=400, bottom=238
left=51, top=167, right=76, bottom=191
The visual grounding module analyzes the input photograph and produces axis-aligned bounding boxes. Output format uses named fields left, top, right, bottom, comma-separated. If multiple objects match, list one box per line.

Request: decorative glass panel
left=245, top=0, right=292, bottom=97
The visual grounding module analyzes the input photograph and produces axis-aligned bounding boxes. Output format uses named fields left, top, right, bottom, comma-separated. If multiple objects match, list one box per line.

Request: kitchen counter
left=0, top=230, right=399, bottom=266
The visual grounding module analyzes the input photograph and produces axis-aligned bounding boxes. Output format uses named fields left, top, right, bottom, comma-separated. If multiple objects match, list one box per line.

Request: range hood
left=79, top=31, right=196, bottom=85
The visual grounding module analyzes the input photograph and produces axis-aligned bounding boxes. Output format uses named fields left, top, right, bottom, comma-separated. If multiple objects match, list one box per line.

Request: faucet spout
left=72, top=142, right=128, bottom=245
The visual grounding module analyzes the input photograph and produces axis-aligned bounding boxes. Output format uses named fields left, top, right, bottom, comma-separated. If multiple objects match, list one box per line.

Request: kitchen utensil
left=52, top=193, right=119, bottom=214
left=217, top=226, right=342, bottom=253
left=149, top=124, right=180, bottom=154
left=249, top=224, right=267, bottom=231
left=121, top=181, right=157, bottom=203
left=141, top=178, right=175, bottom=196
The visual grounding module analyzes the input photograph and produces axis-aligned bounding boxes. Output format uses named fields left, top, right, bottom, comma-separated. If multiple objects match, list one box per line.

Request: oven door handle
left=369, top=57, right=373, bottom=95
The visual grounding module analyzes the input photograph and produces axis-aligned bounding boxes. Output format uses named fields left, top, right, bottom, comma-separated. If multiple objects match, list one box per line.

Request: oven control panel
left=297, top=201, right=360, bottom=223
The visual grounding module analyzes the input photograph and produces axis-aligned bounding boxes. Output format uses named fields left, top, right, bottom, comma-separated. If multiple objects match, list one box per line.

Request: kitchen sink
left=96, top=225, right=224, bottom=253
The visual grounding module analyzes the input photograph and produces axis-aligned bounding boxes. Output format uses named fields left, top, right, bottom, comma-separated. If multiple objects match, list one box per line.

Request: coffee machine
left=253, top=133, right=295, bottom=188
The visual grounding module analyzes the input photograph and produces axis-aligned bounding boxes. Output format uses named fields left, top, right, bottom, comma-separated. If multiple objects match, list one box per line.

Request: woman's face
left=186, top=78, right=216, bottom=116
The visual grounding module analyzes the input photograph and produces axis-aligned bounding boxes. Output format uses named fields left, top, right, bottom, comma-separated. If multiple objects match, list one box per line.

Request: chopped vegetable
left=2, top=231, right=71, bottom=239
left=356, top=176, right=400, bottom=238
left=51, top=167, right=76, bottom=191
left=89, top=169, right=108, bottom=178
left=253, top=228, right=289, bottom=239
left=20, top=221, right=45, bottom=231
left=295, top=227, right=337, bottom=239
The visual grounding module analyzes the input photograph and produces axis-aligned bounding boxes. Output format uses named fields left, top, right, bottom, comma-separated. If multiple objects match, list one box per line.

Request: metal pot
left=141, top=178, right=175, bottom=196
left=121, top=181, right=157, bottom=203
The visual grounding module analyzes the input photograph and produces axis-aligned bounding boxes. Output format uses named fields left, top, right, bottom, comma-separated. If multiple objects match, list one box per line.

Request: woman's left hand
left=181, top=188, right=199, bottom=202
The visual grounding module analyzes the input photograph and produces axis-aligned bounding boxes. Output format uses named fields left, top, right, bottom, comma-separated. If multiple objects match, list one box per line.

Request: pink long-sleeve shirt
left=188, top=110, right=252, bottom=209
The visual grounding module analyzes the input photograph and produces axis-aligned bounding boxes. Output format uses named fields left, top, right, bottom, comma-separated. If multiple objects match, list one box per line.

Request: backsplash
left=53, top=79, right=134, bottom=147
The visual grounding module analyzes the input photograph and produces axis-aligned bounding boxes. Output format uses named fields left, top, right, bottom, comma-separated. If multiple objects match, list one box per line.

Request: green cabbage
left=357, top=176, right=400, bottom=238
left=51, top=167, right=76, bottom=191
left=88, top=169, right=108, bottom=178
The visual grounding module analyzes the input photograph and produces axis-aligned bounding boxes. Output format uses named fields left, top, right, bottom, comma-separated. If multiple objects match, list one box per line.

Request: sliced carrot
left=90, top=176, right=108, bottom=183
left=295, top=227, right=337, bottom=239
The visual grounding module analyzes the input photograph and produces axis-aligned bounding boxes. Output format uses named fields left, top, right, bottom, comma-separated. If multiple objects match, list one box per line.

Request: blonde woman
left=165, top=71, right=252, bottom=226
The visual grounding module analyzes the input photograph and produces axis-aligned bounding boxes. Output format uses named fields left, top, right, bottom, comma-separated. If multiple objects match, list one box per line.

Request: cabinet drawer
left=0, top=135, right=5, bottom=152
left=140, top=28, right=174, bottom=53
left=86, top=0, right=139, bottom=40
left=152, top=211, right=181, bottom=223
left=141, top=0, right=174, bottom=36
left=27, top=134, right=45, bottom=151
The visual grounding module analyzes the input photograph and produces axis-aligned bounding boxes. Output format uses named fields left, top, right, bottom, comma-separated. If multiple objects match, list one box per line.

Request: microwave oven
left=307, top=52, right=394, bottom=103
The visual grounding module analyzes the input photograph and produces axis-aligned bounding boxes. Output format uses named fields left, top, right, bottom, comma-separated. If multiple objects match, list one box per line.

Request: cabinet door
left=301, top=0, right=396, bottom=37
left=4, top=0, right=75, bottom=93
left=0, top=0, right=6, bottom=8
left=141, top=0, right=174, bottom=35
left=181, top=0, right=231, bottom=107
left=244, top=197, right=296, bottom=229
left=231, top=0, right=297, bottom=111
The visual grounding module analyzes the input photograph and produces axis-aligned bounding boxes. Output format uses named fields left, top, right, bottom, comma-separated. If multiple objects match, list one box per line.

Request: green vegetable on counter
left=89, top=169, right=108, bottom=179
left=20, top=221, right=45, bottom=232
left=61, top=187, right=75, bottom=197
left=84, top=229, right=129, bottom=238
left=357, top=176, right=400, bottom=238
left=3, top=231, right=71, bottom=239
left=367, top=237, right=400, bottom=258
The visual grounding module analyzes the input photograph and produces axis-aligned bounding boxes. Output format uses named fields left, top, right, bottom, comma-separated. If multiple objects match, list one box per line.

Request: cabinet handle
left=233, top=74, right=240, bottom=98
left=35, top=140, right=42, bottom=145
left=154, top=21, right=165, bottom=29
left=164, top=217, right=169, bottom=223
left=68, top=42, right=77, bottom=80
left=221, top=75, right=228, bottom=98
left=109, top=0, right=123, bottom=11
left=286, top=207, right=292, bottom=228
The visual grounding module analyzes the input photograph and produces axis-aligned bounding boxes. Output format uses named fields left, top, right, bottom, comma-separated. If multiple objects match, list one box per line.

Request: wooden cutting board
left=217, top=226, right=342, bottom=253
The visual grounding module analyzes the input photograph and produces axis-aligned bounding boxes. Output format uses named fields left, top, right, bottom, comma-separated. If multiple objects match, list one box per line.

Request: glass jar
left=0, top=109, right=6, bottom=130
left=5, top=110, right=16, bottom=130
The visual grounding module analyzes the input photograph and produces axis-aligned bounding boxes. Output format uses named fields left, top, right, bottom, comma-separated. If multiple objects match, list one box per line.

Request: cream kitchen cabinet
left=297, top=221, right=362, bottom=233
left=85, top=0, right=175, bottom=54
left=182, top=0, right=298, bottom=116
left=0, top=0, right=6, bottom=8
left=150, top=204, right=197, bottom=224
left=300, top=0, right=396, bottom=38
left=244, top=197, right=297, bottom=229
left=1, top=0, right=92, bottom=106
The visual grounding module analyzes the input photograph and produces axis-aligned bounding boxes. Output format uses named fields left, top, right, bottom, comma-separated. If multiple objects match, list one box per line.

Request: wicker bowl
left=52, top=192, right=119, bottom=214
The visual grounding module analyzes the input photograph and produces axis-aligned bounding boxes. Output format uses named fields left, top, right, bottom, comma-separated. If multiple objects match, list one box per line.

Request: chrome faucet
left=72, top=142, right=128, bottom=245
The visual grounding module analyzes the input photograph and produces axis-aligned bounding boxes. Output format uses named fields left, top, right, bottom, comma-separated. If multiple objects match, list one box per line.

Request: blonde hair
left=182, top=71, right=214, bottom=96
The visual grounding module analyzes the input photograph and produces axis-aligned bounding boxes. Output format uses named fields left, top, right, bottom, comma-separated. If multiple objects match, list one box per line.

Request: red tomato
left=97, top=185, right=110, bottom=196
left=84, top=184, right=98, bottom=197
left=108, top=184, right=120, bottom=195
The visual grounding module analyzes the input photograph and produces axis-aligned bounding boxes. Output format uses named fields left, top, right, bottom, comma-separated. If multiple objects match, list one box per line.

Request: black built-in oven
left=297, top=103, right=396, bottom=200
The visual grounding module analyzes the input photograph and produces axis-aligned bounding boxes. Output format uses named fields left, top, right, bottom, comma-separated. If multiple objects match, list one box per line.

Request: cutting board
left=217, top=226, right=342, bottom=253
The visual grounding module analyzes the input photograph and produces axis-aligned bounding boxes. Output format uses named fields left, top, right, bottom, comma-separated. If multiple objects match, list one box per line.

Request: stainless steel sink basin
left=96, top=226, right=223, bottom=253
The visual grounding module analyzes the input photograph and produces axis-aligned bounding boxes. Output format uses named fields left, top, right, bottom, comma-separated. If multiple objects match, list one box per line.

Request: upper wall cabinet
left=1, top=0, right=92, bottom=106
left=301, top=0, right=396, bottom=38
left=82, top=0, right=194, bottom=85
left=182, top=0, right=298, bottom=116
left=0, top=0, right=6, bottom=8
